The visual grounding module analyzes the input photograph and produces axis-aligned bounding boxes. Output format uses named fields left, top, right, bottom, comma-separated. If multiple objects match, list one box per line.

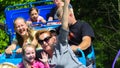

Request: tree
left=118, top=0, right=120, bottom=18
left=71, top=0, right=120, bottom=68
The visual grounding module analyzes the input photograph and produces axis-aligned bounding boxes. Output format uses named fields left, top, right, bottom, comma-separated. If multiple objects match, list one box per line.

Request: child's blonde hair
left=22, top=43, right=36, bottom=55
left=22, top=44, right=36, bottom=68
left=0, top=62, right=17, bottom=68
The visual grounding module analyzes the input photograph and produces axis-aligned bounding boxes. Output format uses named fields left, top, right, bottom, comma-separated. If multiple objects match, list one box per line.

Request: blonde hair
left=22, top=44, right=36, bottom=55
left=14, top=17, right=26, bottom=26
left=21, top=44, right=36, bottom=68
left=0, top=62, right=17, bottom=68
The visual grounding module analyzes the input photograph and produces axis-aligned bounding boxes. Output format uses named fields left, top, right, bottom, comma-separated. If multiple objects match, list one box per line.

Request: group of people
left=4, top=0, right=95, bottom=68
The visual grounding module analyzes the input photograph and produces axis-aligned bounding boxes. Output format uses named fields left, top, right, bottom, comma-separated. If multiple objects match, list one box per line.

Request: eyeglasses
left=38, top=36, right=51, bottom=45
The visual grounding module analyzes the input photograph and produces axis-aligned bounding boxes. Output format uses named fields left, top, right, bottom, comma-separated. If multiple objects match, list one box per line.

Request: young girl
left=18, top=44, right=50, bottom=68
left=27, top=7, right=46, bottom=26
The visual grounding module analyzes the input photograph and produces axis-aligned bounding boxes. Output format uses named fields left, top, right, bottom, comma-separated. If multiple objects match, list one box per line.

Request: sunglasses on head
left=38, top=36, right=52, bottom=45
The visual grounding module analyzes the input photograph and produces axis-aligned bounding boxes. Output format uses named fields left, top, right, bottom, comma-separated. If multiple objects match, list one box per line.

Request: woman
left=5, top=17, right=39, bottom=54
left=35, top=0, right=86, bottom=68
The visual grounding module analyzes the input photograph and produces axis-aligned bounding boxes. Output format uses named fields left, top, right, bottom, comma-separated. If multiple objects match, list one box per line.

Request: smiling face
left=30, top=8, right=39, bottom=22
left=23, top=45, right=36, bottom=63
left=24, top=47, right=36, bottom=63
left=14, top=18, right=28, bottom=36
left=35, top=30, right=57, bottom=55
left=39, top=32, right=53, bottom=51
left=36, top=31, right=56, bottom=52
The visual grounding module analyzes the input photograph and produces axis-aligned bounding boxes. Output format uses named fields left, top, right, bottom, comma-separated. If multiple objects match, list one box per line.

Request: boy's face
left=14, top=19, right=28, bottom=36
left=24, top=47, right=36, bottom=63
left=30, top=9, right=39, bottom=21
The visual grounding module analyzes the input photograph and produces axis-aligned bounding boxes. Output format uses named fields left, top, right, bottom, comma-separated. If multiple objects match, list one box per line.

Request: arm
left=71, top=36, right=92, bottom=52
left=58, top=0, right=70, bottom=46
left=61, top=0, right=69, bottom=30
left=78, top=36, right=91, bottom=50
left=71, top=23, right=94, bottom=51
left=41, top=17, right=46, bottom=23
left=5, top=43, right=17, bottom=54
left=48, top=16, right=53, bottom=21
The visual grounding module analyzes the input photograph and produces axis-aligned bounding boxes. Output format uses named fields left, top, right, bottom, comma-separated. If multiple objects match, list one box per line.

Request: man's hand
left=70, top=45, right=79, bottom=52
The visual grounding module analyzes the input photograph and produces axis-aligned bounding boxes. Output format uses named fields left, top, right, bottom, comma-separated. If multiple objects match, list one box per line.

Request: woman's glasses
left=38, top=36, right=51, bottom=45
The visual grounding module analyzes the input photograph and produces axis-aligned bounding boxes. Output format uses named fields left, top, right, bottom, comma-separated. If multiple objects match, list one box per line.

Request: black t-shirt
left=55, top=20, right=95, bottom=56
left=69, top=20, right=94, bottom=45
left=69, top=20, right=95, bottom=56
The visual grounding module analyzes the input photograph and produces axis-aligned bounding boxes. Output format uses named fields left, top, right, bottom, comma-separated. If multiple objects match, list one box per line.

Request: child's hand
left=16, top=48, right=22, bottom=53
left=39, top=52, right=48, bottom=64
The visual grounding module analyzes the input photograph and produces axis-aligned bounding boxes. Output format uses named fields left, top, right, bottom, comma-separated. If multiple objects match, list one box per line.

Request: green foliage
left=0, top=0, right=36, bottom=53
left=71, top=0, right=120, bottom=68
left=0, top=29, right=9, bottom=53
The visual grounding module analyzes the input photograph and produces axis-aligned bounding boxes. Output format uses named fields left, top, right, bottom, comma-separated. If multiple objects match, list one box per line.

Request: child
left=27, top=7, right=46, bottom=26
left=18, top=44, right=49, bottom=68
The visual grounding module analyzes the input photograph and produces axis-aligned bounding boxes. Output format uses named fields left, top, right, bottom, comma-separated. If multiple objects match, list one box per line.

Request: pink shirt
left=18, top=60, right=50, bottom=68
left=28, top=16, right=45, bottom=22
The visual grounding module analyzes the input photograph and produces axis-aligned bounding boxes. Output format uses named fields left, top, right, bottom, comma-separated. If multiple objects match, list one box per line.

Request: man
left=48, top=0, right=73, bottom=21
left=35, top=0, right=86, bottom=68
left=56, top=2, right=95, bottom=67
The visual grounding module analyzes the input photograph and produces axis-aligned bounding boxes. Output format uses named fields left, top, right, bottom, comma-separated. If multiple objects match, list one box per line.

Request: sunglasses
left=38, top=36, right=52, bottom=45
